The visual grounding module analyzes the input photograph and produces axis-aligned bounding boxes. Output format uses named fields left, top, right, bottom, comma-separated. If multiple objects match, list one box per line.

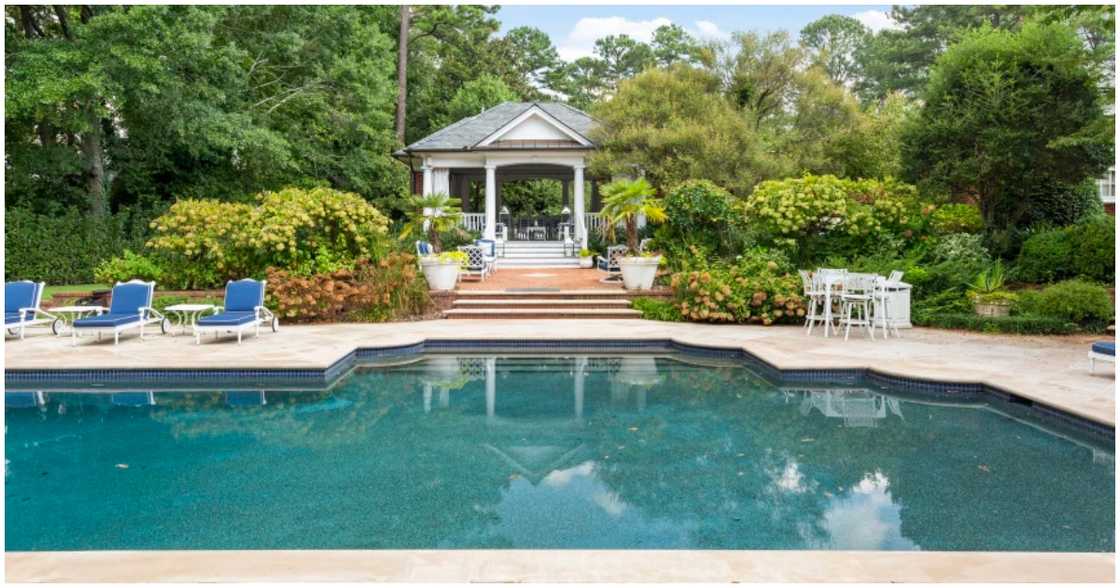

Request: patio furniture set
left=798, top=268, right=909, bottom=341
left=4, top=279, right=278, bottom=346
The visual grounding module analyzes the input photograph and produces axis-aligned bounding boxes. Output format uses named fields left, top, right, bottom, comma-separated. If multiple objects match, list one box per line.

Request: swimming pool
left=5, top=350, right=1114, bottom=552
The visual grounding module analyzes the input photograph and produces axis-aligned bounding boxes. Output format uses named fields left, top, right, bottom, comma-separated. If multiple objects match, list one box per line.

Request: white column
left=484, top=163, right=497, bottom=240
left=422, top=163, right=433, bottom=196
left=573, top=163, right=586, bottom=248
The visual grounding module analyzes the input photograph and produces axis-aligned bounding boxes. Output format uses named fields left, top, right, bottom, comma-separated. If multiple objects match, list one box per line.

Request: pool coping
left=7, top=336, right=1115, bottom=439
left=5, top=549, right=1114, bottom=582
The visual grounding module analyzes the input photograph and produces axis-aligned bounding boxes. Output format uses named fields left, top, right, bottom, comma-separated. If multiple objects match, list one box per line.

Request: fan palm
left=598, top=178, right=667, bottom=255
left=399, top=192, right=462, bottom=253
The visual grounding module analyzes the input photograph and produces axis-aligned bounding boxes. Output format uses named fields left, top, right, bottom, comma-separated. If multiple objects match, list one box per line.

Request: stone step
left=495, top=259, right=581, bottom=268
left=501, top=251, right=571, bottom=257
left=454, top=290, right=632, bottom=299
left=444, top=307, right=642, bottom=319
left=452, top=298, right=632, bottom=309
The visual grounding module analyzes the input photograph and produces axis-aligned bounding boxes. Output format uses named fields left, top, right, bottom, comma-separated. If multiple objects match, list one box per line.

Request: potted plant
left=578, top=248, right=594, bottom=269
left=969, top=261, right=1016, bottom=317
left=400, top=192, right=464, bottom=291
left=599, top=178, right=667, bottom=290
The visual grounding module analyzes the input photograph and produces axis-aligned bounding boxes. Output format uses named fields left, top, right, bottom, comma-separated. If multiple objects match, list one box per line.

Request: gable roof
left=400, top=102, right=596, bottom=153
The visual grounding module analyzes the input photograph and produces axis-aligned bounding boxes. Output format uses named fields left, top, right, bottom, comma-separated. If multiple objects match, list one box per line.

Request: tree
left=432, top=75, right=518, bottom=129
left=589, top=66, right=774, bottom=196
left=724, top=31, right=804, bottom=129
left=395, top=5, right=410, bottom=143
left=399, top=192, right=462, bottom=253
left=650, top=24, right=705, bottom=67
left=901, top=23, right=1113, bottom=231
left=598, top=178, right=666, bottom=254
left=799, top=15, right=870, bottom=86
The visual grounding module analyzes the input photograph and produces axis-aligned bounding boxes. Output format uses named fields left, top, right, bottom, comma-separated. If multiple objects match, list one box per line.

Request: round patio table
left=164, top=303, right=218, bottom=336
left=48, top=305, right=106, bottom=336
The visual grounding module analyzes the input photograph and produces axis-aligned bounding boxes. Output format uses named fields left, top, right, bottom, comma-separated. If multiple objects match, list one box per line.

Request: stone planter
left=579, top=256, right=593, bottom=269
left=419, top=258, right=460, bottom=291
left=973, top=301, right=1011, bottom=317
left=619, top=256, right=660, bottom=290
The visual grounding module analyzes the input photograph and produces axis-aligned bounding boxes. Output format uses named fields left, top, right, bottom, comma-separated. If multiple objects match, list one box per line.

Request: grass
left=42, top=283, right=109, bottom=302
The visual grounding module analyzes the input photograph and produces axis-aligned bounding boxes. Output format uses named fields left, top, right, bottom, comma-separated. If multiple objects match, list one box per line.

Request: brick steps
left=445, top=288, right=642, bottom=319
left=453, top=298, right=633, bottom=309
left=444, top=307, right=642, bottom=319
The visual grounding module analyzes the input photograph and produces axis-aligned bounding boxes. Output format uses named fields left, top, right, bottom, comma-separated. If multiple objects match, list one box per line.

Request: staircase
left=445, top=290, right=642, bottom=319
left=497, top=241, right=580, bottom=269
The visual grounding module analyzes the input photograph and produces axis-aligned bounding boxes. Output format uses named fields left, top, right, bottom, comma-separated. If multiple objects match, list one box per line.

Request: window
left=1098, top=167, right=1115, bottom=203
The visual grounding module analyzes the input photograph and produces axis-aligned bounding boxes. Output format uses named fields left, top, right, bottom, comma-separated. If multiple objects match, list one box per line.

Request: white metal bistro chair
left=458, top=245, right=491, bottom=281
left=799, top=270, right=826, bottom=335
left=839, top=272, right=877, bottom=341
left=871, top=276, right=901, bottom=339
left=597, top=245, right=627, bottom=282
left=812, top=268, right=848, bottom=336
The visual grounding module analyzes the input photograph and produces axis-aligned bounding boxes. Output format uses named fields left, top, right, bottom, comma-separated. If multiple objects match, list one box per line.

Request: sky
left=497, top=4, right=897, bottom=61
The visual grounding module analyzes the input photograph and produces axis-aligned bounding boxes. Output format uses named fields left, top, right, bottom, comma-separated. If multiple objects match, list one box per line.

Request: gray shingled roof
left=401, top=102, right=596, bottom=152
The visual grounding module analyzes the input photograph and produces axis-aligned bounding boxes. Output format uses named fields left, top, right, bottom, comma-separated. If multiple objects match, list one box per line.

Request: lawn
left=42, top=284, right=109, bottom=302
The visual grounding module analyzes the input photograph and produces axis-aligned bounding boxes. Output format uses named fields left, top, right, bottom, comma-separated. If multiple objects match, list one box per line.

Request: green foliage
left=631, top=297, right=682, bottom=322
left=656, top=180, right=746, bottom=259
left=94, top=250, right=164, bottom=284
left=912, top=312, right=1083, bottom=335
left=668, top=248, right=806, bottom=325
left=148, top=187, right=389, bottom=288
left=431, top=74, right=519, bottom=130
left=598, top=178, right=666, bottom=254
left=742, top=174, right=923, bottom=263
left=930, top=233, right=991, bottom=266
left=799, top=15, right=870, bottom=86
left=901, top=22, right=1113, bottom=232
left=1015, top=279, right=1114, bottom=325
left=398, top=192, right=463, bottom=253
left=4, top=205, right=157, bottom=284
left=929, top=204, right=983, bottom=235
left=1015, top=216, right=1115, bottom=283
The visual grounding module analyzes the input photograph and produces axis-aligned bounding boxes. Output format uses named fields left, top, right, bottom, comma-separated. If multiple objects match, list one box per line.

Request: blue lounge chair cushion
left=73, top=313, right=144, bottom=328
left=5, top=282, right=39, bottom=314
left=475, top=239, right=496, bottom=258
left=109, top=283, right=153, bottom=315
left=225, top=279, right=265, bottom=313
left=417, top=241, right=433, bottom=256
left=1091, top=341, right=1115, bottom=356
left=6, top=312, right=25, bottom=325
left=197, top=311, right=258, bottom=326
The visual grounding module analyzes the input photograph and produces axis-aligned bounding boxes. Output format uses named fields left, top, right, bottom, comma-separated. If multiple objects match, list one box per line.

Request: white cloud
left=557, top=16, right=673, bottom=61
left=694, top=20, right=730, bottom=42
left=851, top=9, right=900, bottom=33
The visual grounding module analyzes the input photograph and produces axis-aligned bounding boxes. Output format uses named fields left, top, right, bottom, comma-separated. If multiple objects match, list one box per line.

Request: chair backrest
left=843, top=272, right=878, bottom=295
left=639, top=238, right=652, bottom=253
left=797, top=270, right=814, bottom=293
left=415, top=240, right=433, bottom=257
left=475, top=239, right=496, bottom=258
left=458, top=245, right=485, bottom=270
left=495, top=223, right=508, bottom=241
left=887, top=270, right=904, bottom=283
left=5, top=281, right=41, bottom=313
left=109, top=280, right=154, bottom=315
left=606, top=245, right=627, bottom=270
left=225, top=279, right=266, bottom=312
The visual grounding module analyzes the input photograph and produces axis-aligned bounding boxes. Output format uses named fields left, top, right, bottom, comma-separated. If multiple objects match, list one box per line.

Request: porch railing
left=459, top=212, right=486, bottom=233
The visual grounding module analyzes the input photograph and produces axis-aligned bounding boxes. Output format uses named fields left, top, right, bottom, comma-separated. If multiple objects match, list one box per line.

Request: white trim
left=475, top=105, right=592, bottom=148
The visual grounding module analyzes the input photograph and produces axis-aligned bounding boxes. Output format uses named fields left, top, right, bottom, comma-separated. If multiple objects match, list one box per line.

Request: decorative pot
left=419, top=258, right=460, bottom=291
left=579, top=256, right=593, bottom=269
left=973, top=301, right=1011, bottom=317
left=619, top=256, right=661, bottom=290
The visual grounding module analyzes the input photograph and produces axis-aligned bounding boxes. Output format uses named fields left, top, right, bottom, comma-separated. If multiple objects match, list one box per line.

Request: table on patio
left=810, top=271, right=911, bottom=337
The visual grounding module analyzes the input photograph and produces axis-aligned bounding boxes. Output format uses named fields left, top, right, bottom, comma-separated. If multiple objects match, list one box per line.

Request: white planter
left=619, top=256, right=660, bottom=290
left=579, top=256, right=593, bottom=269
left=419, top=258, right=459, bottom=291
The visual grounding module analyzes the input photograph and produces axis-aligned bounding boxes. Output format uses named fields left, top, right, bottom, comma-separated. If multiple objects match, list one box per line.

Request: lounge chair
left=193, top=278, right=278, bottom=344
left=5, top=280, right=58, bottom=339
left=71, top=280, right=168, bottom=346
left=1089, top=341, right=1115, bottom=374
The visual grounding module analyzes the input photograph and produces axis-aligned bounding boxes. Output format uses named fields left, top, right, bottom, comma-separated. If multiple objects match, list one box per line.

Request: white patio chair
left=458, top=245, right=490, bottom=281
left=887, top=270, right=904, bottom=283
left=597, top=245, right=627, bottom=282
left=871, top=276, right=901, bottom=339
left=799, top=270, right=826, bottom=335
left=839, top=273, right=877, bottom=341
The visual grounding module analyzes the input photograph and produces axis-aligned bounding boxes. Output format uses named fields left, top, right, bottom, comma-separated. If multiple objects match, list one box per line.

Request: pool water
left=5, top=354, right=1115, bottom=552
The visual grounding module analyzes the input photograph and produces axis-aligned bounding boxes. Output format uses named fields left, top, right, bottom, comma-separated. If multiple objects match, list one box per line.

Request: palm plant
left=598, top=178, right=667, bottom=255
left=399, top=192, right=462, bottom=253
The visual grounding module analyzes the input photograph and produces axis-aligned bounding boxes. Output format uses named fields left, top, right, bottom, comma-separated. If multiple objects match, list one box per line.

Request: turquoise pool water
left=5, top=354, right=1115, bottom=551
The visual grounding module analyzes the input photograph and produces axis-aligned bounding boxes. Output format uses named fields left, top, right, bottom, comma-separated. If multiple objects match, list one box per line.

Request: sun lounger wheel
left=6, top=328, right=17, bottom=337
left=159, top=318, right=171, bottom=334
left=271, top=317, right=280, bottom=332
left=50, top=318, right=63, bottom=335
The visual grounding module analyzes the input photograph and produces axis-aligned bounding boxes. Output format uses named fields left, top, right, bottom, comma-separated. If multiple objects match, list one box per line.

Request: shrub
left=742, top=174, right=925, bottom=263
left=266, top=253, right=430, bottom=323
left=93, top=250, right=164, bottom=284
left=148, top=187, right=390, bottom=288
left=656, top=179, right=745, bottom=257
left=929, top=204, right=983, bottom=234
left=632, top=297, right=682, bottom=321
left=912, top=312, right=1083, bottom=335
left=930, top=233, right=991, bottom=266
left=669, top=248, right=806, bottom=325
left=5, top=205, right=158, bottom=284
left=1015, top=279, right=1113, bottom=325
left=1015, top=215, right=1115, bottom=283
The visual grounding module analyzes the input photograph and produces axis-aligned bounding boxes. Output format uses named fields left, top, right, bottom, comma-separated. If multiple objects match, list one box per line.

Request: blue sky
left=497, top=5, right=896, bottom=60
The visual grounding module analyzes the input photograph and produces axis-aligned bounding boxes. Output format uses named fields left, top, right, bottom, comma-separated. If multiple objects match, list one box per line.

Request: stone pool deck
left=5, top=320, right=1115, bottom=582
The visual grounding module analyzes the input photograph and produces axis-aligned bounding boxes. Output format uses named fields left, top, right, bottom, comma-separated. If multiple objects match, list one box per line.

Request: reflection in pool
left=5, top=354, right=1114, bottom=551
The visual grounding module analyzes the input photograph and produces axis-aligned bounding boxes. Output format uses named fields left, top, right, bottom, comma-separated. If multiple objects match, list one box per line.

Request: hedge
left=5, top=206, right=157, bottom=284
left=911, top=312, right=1100, bottom=335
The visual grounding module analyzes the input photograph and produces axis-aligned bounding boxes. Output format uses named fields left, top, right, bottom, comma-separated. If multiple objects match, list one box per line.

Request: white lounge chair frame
left=71, top=280, right=168, bottom=346
left=5, top=280, right=58, bottom=339
left=193, top=280, right=279, bottom=345
left=1089, top=347, right=1115, bottom=374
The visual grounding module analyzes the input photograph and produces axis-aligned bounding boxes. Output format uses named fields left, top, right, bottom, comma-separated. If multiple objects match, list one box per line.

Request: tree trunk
left=626, top=218, right=638, bottom=254
left=395, top=5, right=410, bottom=144
left=81, top=107, right=108, bottom=218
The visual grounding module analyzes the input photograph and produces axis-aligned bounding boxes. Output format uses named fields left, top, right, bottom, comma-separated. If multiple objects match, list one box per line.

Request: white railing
left=460, top=213, right=486, bottom=233
left=584, top=213, right=643, bottom=237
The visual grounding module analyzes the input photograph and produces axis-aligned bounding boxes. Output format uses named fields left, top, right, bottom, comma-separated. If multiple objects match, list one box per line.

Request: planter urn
left=419, top=258, right=460, bottom=291
left=619, top=256, right=661, bottom=290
